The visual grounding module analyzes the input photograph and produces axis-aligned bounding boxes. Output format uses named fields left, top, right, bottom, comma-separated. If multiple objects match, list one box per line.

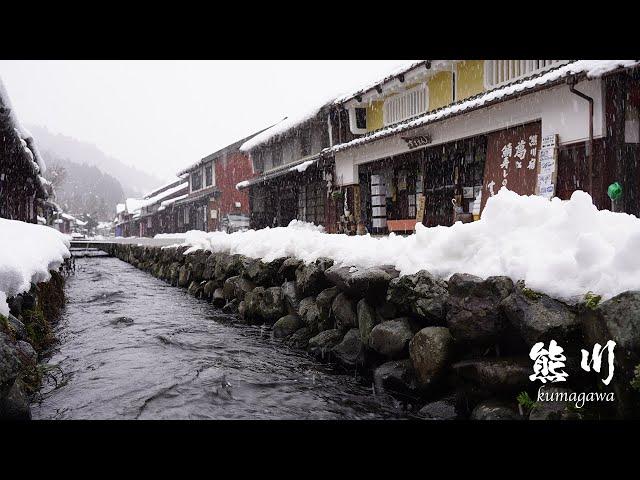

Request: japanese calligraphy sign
left=536, top=134, right=558, bottom=199
left=480, top=122, right=542, bottom=213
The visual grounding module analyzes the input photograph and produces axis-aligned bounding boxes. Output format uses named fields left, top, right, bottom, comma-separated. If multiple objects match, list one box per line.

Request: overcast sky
left=0, top=60, right=411, bottom=182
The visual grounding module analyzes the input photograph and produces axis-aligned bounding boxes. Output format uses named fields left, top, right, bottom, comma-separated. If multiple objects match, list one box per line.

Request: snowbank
left=157, top=189, right=640, bottom=302
left=0, top=219, right=70, bottom=316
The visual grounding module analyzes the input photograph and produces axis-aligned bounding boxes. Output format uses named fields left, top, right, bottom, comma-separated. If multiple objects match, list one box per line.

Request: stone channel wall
left=109, top=243, right=640, bottom=420
left=0, top=267, right=68, bottom=420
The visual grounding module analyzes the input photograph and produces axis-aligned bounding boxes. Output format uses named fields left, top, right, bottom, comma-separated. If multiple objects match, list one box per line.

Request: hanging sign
left=536, top=134, right=558, bottom=198
left=401, top=135, right=432, bottom=150
left=480, top=122, right=542, bottom=213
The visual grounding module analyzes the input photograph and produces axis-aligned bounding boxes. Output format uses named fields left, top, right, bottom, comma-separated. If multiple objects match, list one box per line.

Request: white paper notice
left=538, top=173, right=553, bottom=187
left=540, top=158, right=555, bottom=174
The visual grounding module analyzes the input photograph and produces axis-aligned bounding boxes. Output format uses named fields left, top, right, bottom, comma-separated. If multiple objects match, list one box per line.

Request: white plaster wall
left=335, top=78, right=604, bottom=186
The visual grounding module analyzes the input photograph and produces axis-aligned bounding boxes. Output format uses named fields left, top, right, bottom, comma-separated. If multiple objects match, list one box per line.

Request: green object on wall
left=607, top=182, right=623, bottom=201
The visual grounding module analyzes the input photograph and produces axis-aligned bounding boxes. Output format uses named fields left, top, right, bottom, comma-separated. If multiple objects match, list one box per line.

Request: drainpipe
left=568, top=78, right=594, bottom=196
left=327, top=111, right=334, bottom=147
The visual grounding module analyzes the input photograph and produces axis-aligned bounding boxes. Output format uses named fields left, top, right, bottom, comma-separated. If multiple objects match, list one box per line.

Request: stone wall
left=108, top=243, right=640, bottom=420
left=0, top=266, right=68, bottom=420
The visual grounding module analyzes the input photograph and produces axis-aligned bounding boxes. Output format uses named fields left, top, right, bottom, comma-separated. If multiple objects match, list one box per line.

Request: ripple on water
left=32, top=256, right=413, bottom=420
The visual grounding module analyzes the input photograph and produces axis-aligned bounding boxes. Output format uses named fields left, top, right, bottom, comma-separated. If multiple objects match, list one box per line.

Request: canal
left=32, top=254, right=413, bottom=419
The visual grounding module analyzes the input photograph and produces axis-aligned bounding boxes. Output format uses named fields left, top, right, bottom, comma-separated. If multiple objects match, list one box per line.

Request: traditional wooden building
left=138, top=179, right=188, bottom=237
left=237, top=103, right=345, bottom=232
left=173, top=131, right=263, bottom=234
left=0, top=78, right=49, bottom=223
left=326, top=60, right=640, bottom=233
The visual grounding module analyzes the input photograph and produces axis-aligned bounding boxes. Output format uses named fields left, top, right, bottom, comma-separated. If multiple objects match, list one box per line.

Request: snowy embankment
left=156, top=189, right=640, bottom=302
left=0, top=219, right=71, bottom=316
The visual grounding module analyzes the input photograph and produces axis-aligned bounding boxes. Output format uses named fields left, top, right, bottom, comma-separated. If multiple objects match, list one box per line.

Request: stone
left=212, top=288, right=226, bottom=307
left=446, top=274, right=514, bottom=346
left=357, top=298, right=379, bottom=347
left=282, top=281, right=300, bottom=314
left=452, top=357, right=531, bottom=395
left=187, top=281, right=202, bottom=297
left=4, top=314, right=26, bottom=341
left=409, top=327, right=454, bottom=388
left=332, top=328, right=365, bottom=368
left=373, top=359, right=419, bottom=397
left=202, top=252, right=218, bottom=280
left=332, top=292, right=358, bottom=330
left=285, top=327, right=314, bottom=349
left=243, top=287, right=286, bottom=324
left=222, top=298, right=240, bottom=314
left=186, top=250, right=210, bottom=283
left=418, top=396, right=458, bottom=420
left=7, top=296, right=23, bottom=317
left=501, top=287, right=580, bottom=345
left=14, top=340, right=37, bottom=365
left=202, top=280, right=218, bottom=300
left=223, top=275, right=256, bottom=301
left=178, top=265, right=191, bottom=288
left=279, top=257, right=303, bottom=281
left=273, top=314, right=304, bottom=339
left=295, top=257, right=333, bottom=297
left=238, top=301, right=246, bottom=319
left=324, top=264, right=398, bottom=302
left=0, top=380, right=31, bottom=420
left=316, top=287, right=339, bottom=331
left=376, top=301, right=398, bottom=321
left=0, top=333, right=21, bottom=386
left=214, top=253, right=249, bottom=283
left=470, top=399, right=522, bottom=420
left=243, top=257, right=286, bottom=286
left=582, top=290, right=640, bottom=418
left=298, top=296, right=320, bottom=331
left=386, top=270, right=448, bottom=324
left=308, top=329, right=344, bottom=360
left=369, top=318, right=414, bottom=359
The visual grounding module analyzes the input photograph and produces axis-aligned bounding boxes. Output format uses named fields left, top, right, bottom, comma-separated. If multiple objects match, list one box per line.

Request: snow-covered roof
left=141, top=182, right=188, bottom=208
left=333, top=60, right=427, bottom=105
left=328, top=60, right=640, bottom=154
left=239, top=97, right=336, bottom=152
left=143, top=178, right=183, bottom=199
left=116, top=203, right=126, bottom=214
left=0, top=76, right=47, bottom=174
left=158, top=193, right=188, bottom=211
left=125, top=198, right=145, bottom=214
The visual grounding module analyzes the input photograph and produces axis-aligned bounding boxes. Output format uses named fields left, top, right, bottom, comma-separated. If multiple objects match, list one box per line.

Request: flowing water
left=32, top=254, right=414, bottom=420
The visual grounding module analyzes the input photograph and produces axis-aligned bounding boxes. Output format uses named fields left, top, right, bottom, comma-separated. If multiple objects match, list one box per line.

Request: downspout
left=327, top=111, right=334, bottom=147
left=568, top=78, right=594, bottom=197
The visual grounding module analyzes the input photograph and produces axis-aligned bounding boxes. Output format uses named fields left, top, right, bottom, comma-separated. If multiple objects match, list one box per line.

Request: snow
left=143, top=178, right=182, bottom=199
left=125, top=198, right=146, bottom=215
left=333, top=60, right=426, bottom=104
left=141, top=182, right=188, bottom=208
left=235, top=180, right=250, bottom=190
left=0, top=218, right=70, bottom=316
left=158, top=193, right=188, bottom=211
left=116, top=203, right=126, bottom=214
left=289, top=160, right=316, bottom=173
left=0, top=76, right=47, bottom=173
left=330, top=60, right=640, bottom=154
left=157, top=188, right=640, bottom=303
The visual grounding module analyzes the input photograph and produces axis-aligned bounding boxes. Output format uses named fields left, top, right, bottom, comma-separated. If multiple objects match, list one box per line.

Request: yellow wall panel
left=366, top=101, right=384, bottom=132
left=456, top=60, right=485, bottom=101
left=428, top=71, right=453, bottom=111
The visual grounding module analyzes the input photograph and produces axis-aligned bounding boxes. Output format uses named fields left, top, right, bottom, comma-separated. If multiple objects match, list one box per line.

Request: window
left=625, top=98, right=640, bottom=143
left=183, top=207, right=190, bottom=225
left=191, top=170, right=202, bottom=191
left=355, top=108, right=367, bottom=129
left=205, top=163, right=213, bottom=187
left=484, top=60, right=568, bottom=89
left=383, top=84, right=428, bottom=126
